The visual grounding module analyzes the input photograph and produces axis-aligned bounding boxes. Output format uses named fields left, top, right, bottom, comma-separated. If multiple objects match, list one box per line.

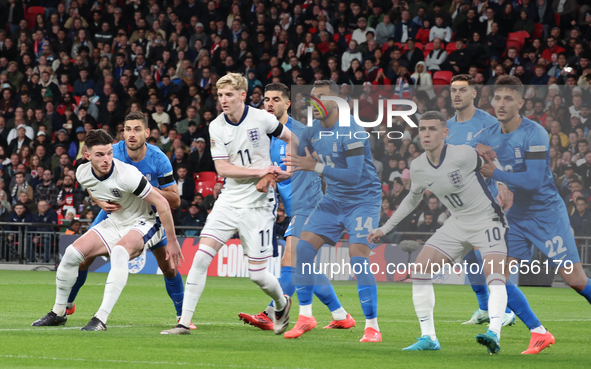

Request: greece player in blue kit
left=472, top=76, right=591, bottom=354
left=64, top=112, right=191, bottom=327
left=238, top=83, right=355, bottom=331
left=447, top=75, right=516, bottom=327
left=285, top=80, right=382, bottom=342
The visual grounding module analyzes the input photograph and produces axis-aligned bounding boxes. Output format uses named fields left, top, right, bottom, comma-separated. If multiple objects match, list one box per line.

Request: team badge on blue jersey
left=110, top=188, right=122, bottom=198
left=447, top=170, right=463, bottom=186
left=146, top=173, right=152, bottom=182
left=514, top=147, right=522, bottom=158
left=247, top=128, right=260, bottom=143
left=333, top=142, right=338, bottom=152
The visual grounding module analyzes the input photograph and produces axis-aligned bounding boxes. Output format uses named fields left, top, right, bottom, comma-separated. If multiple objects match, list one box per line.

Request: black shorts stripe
left=345, top=147, right=364, bottom=157
left=158, top=174, right=174, bottom=186
left=133, top=177, right=149, bottom=196
left=525, top=151, right=546, bottom=160
left=271, top=123, right=284, bottom=137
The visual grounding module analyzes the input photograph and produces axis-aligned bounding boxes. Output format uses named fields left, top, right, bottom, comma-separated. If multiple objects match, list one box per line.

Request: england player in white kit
left=161, top=73, right=294, bottom=336
left=368, top=112, right=508, bottom=354
left=32, top=129, right=182, bottom=331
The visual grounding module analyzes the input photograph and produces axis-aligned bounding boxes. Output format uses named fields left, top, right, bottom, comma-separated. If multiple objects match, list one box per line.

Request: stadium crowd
left=1, top=0, right=591, bottom=262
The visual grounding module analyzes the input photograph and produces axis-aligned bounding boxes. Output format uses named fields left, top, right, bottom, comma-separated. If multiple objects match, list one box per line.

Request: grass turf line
left=0, top=270, right=589, bottom=369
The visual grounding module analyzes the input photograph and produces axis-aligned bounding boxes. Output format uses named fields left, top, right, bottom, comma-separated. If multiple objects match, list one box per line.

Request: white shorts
left=92, top=216, right=164, bottom=255
left=424, top=217, right=508, bottom=263
left=200, top=202, right=275, bottom=261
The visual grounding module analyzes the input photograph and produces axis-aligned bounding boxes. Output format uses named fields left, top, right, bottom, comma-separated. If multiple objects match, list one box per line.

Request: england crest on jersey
left=448, top=170, right=463, bottom=186
left=247, top=128, right=260, bottom=143
left=110, top=188, right=122, bottom=198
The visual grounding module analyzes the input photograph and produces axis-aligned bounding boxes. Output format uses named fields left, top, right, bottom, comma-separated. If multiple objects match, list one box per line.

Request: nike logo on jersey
left=488, top=244, right=499, bottom=248
left=224, top=141, right=233, bottom=146
left=491, top=145, right=500, bottom=150
left=296, top=287, right=306, bottom=291
left=427, top=182, right=434, bottom=186
left=311, top=137, right=321, bottom=143
left=260, top=249, right=268, bottom=254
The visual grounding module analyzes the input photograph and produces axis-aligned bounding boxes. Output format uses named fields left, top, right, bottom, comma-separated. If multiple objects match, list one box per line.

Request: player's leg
left=505, top=218, right=555, bottom=354
left=83, top=225, right=150, bottom=331
left=473, top=222, right=509, bottom=355
left=151, top=240, right=190, bottom=327
left=162, top=204, right=237, bottom=335
left=240, top=207, right=291, bottom=335
left=66, top=256, right=96, bottom=315
left=32, top=230, right=108, bottom=326
left=66, top=209, right=109, bottom=312
left=462, top=250, right=490, bottom=323
left=402, top=244, right=450, bottom=351
left=559, top=263, right=591, bottom=302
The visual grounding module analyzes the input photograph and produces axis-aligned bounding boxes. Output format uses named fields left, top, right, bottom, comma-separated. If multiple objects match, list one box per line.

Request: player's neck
left=127, top=143, right=147, bottom=162
left=278, top=113, right=289, bottom=124
left=500, top=115, right=522, bottom=134
left=455, top=104, right=476, bottom=122
left=225, top=103, right=245, bottom=123
left=426, top=143, right=444, bottom=167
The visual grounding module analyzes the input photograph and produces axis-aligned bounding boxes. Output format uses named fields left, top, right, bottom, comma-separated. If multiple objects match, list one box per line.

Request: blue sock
left=464, top=251, right=489, bottom=311
left=269, top=266, right=296, bottom=307
left=506, top=280, right=541, bottom=330
left=351, top=256, right=378, bottom=319
left=294, top=240, right=317, bottom=306
left=164, top=272, right=184, bottom=316
left=67, top=269, right=88, bottom=304
left=577, top=278, right=591, bottom=304
left=313, top=272, right=342, bottom=312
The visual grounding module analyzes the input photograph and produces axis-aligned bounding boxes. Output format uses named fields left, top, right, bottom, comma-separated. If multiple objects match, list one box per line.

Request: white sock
left=96, top=245, right=130, bottom=324
left=179, top=245, right=215, bottom=327
left=365, top=317, right=380, bottom=331
left=52, top=245, right=85, bottom=316
left=412, top=273, right=436, bottom=340
left=487, top=273, right=507, bottom=338
left=248, top=261, right=286, bottom=311
left=299, top=304, right=313, bottom=317
left=331, top=307, right=347, bottom=321
left=531, top=326, right=547, bottom=334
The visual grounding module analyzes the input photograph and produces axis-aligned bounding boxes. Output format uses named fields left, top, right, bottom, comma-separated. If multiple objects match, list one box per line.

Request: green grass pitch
left=0, top=270, right=589, bottom=368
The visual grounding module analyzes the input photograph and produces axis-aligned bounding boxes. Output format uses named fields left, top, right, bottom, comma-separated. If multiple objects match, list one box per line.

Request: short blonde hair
left=216, top=72, right=248, bottom=93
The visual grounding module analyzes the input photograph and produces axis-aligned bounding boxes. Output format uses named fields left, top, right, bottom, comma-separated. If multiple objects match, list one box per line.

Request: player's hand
left=165, top=239, right=184, bottom=269
left=497, top=183, right=514, bottom=211
left=97, top=200, right=122, bottom=212
left=476, top=143, right=497, bottom=162
left=284, top=147, right=316, bottom=172
left=274, top=170, right=291, bottom=182
left=480, top=157, right=496, bottom=178
left=256, top=173, right=276, bottom=193
left=367, top=229, right=384, bottom=244
left=258, top=166, right=282, bottom=178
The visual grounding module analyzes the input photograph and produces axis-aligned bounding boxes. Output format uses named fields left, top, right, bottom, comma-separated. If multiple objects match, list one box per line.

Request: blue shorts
left=91, top=209, right=167, bottom=249
left=508, top=209, right=580, bottom=267
left=285, top=214, right=308, bottom=238
left=302, top=196, right=380, bottom=249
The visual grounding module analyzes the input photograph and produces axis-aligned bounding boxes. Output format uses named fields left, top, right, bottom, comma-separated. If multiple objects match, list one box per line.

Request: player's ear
left=518, top=98, right=525, bottom=110
left=84, top=148, right=90, bottom=160
left=285, top=99, right=291, bottom=110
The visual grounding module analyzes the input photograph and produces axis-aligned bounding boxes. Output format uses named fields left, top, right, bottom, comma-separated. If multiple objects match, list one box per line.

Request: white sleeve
left=378, top=190, right=423, bottom=235
left=263, top=111, right=282, bottom=136
left=378, top=166, right=425, bottom=234
left=123, top=165, right=151, bottom=199
left=209, top=124, right=229, bottom=160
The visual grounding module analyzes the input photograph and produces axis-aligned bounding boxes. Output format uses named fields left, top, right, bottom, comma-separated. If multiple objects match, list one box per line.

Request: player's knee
left=248, top=264, right=268, bottom=286
left=63, top=245, right=85, bottom=267
left=111, top=245, right=130, bottom=267
left=191, top=247, right=215, bottom=273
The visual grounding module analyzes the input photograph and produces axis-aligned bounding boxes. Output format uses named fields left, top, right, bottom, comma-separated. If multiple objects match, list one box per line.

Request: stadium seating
left=195, top=181, right=216, bottom=197
left=25, top=6, right=45, bottom=30
left=534, top=23, right=544, bottom=38
left=423, top=42, right=434, bottom=58
left=507, top=31, right=529, bottom=47
left=445, top=43, right=456, bottom=53
left=415, top=28, right=430, bottom=44
left=505, top=40, right=522, bottom=52
left=195, top=171, right=217, bottom=182
left=433, top=71, right=453, bottom=85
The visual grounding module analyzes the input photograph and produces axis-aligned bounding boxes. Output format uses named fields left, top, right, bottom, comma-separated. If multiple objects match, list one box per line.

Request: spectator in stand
left=419, top=195, right=448, bottom=225
left=174, top=164, right=195, bottom=225
left=549, top=120, right=569, bottom=148
left=9, top=172, right=33, bottom=206
left=571, top=197, right=591, bottom=236
left=182, top=202, right=206, bottom=236
left=32, top=200, right=58, bottom=263
left=577, top=152, right=591, bottom=189
left=425, top=38, right=447, bottom=72
left=189, top=137, right=215, bottom=174
left=417, top=212, right=442, bottom=233
left=55, top=175, right=83, bottom=217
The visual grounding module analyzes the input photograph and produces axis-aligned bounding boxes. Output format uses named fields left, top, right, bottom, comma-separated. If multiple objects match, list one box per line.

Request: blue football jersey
left=270, top=116, right=322, bottom=217
left=300, top=115, right=381, bottom=203
left=470, top=116, right=563, bottom=219
left=447, top=108, right=498, bottom=145
left=112, top=141, right=176, bottom=189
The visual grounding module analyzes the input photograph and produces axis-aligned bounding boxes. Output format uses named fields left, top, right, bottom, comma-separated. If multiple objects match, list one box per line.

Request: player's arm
left=87, top=190, right=121, bottom=212
left=368, top=189, right=423, bottom=243
left=142, top=188, right=184, bottom=268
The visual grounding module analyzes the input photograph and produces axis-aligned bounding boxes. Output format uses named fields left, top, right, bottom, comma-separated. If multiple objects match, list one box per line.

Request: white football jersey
left=76, top=158, right=154, bottom=226
left=409, top=144, right=504, bottom=224
left=209, top=106, right=283, bottom=208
